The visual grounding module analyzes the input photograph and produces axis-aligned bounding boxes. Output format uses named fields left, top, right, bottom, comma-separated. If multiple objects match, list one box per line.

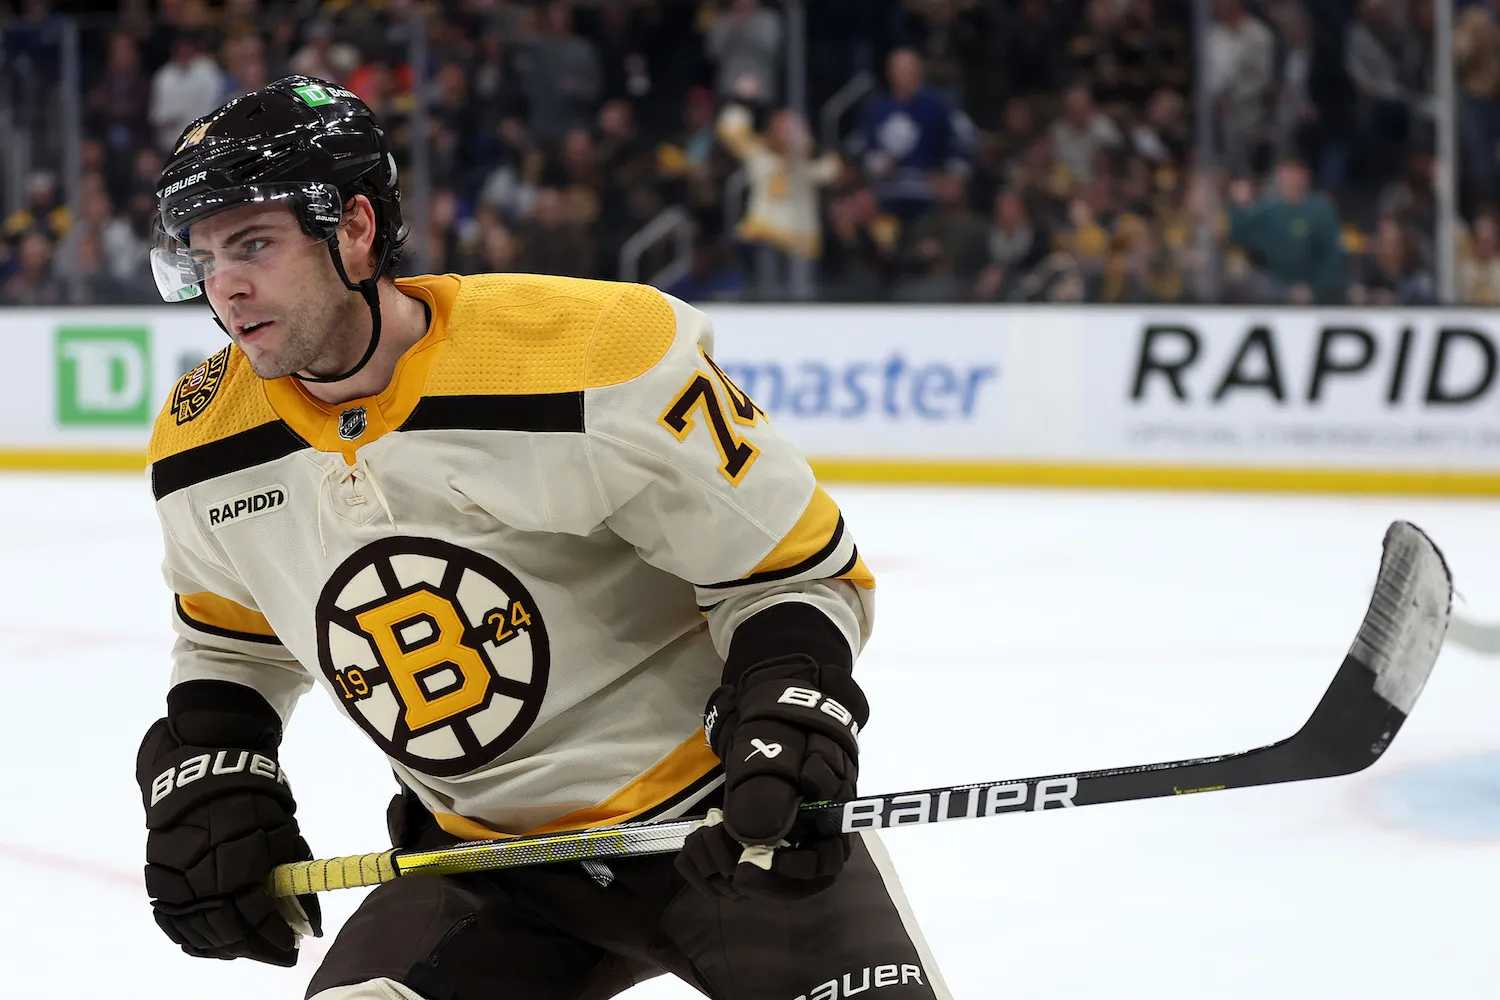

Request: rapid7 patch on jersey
left=658, top=349, right=768, bottom=486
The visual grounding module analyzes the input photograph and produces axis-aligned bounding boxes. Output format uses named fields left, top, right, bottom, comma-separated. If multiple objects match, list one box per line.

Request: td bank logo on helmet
left=158, top=171, right=208, bottom=200
left=293, top=82, right=362, bottom=106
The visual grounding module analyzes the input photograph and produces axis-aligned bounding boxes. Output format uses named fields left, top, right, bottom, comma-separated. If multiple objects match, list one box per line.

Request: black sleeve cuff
left=722, top=601, right=854, bottom=687
left=166, top=679, right=283, bottom=751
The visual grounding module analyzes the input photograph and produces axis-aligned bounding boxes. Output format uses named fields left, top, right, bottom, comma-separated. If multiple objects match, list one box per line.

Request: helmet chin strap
left=293, top=234, right=391, bottom=385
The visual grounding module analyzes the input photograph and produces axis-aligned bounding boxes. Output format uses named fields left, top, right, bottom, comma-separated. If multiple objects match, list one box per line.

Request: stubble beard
left=241, top=292, right=370, bottom=381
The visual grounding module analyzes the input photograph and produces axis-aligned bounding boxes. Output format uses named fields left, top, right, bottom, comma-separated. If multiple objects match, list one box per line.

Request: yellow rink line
left=0, top=450, right=149, bottom=472
left=809, top=460, right=1500, bottom=496
left=2, top=451, right=1498, bottom=497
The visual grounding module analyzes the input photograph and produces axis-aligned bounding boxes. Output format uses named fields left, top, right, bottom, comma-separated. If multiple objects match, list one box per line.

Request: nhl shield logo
left=338, top=406, right=367, bottom=440
left=171, top=347, right=229, bottom=425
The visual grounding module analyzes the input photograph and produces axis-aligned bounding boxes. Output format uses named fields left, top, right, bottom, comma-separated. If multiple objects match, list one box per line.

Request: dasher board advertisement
left=0, top=300, right=1497, bottom=493
left=1083, top=308, right=1500, bottom=470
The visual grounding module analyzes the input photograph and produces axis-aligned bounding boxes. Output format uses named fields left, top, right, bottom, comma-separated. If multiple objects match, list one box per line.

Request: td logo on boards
left=55, top=326, right=152, bottom=426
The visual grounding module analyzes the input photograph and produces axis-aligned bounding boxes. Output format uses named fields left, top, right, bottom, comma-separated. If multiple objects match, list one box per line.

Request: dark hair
left=379, top=229, right=408, bottom=278
left=347, top=186, right=408, bottom=279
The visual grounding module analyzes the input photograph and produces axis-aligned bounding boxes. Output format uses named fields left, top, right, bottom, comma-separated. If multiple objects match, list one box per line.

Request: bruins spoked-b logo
left=171, top=346, right=229, bottom=424
left=175, top=120, right=211, bottom=153
left=315, top=537, right=549, bottom=776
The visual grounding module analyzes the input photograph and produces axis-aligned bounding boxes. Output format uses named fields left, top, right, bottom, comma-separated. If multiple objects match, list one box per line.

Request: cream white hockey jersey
left=147, top=273, right=875, bottom=841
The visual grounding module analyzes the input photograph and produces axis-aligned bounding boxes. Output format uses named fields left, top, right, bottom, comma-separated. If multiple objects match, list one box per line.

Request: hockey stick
left=268, top=520, right=1451, bottom=900
left=1443, top=612, right=1500, bottom=656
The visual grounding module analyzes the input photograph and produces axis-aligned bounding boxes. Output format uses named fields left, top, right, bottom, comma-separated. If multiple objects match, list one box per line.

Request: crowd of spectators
left=0, top=0, right=1491, bottom=306
left=1456, top=0, right=1500, bottom=303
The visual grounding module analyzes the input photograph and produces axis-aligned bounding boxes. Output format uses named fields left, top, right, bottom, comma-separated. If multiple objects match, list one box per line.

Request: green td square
left=293, top=84, right=333, bottom=107
left=55, top=326, right=153, bottom=426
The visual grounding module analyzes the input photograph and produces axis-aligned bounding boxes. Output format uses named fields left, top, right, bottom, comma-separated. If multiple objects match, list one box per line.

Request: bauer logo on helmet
left=157, top=171, right=208, bottom=201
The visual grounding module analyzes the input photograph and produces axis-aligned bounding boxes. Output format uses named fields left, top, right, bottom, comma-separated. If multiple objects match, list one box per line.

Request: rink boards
left=3, top=301, right=1499, bottom=494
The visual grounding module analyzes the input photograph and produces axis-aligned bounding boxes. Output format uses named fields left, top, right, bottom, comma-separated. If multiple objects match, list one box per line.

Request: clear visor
left=151, top=182, right=342, bottom=302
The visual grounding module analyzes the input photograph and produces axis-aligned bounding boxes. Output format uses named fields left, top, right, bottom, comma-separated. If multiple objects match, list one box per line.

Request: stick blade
left=1350, top=521, right=1453, bottom=718
left=1264, top=521, right=1453, bottom=783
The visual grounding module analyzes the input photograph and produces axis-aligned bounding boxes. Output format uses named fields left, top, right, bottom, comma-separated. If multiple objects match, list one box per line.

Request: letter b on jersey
left=356, top=590, right=492, bottom=731
left=316, top=537, right=552, bottom=777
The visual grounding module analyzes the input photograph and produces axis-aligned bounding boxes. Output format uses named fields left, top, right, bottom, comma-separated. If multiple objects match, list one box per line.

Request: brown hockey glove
left=136, top=681, right=321, bottom=967
left=677, top=653, right=867, bottom=901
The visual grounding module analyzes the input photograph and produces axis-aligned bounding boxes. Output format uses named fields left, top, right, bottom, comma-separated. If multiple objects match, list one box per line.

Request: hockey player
left=135, top=76, right=948, bottom=1000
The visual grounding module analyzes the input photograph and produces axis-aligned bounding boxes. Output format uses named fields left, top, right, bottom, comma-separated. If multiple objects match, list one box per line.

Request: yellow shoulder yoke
left=426, top=273, right=679, bottom=396
left=148, top=345, right=278, bottom=465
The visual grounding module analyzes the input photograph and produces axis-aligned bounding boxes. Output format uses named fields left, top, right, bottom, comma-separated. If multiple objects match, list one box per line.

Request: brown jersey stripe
left=151, top=421, right=309, bottom=500
left=694, top=523, right=844, bottom=591
left=433, top=728, right=721, bottom=840
left=630, top=766, right=725, bottom=822
left=527, top=728, right=721, bottom=832
left=698, top=490, right=847, bottom=591
left=701, top=546, right=874, bottom=608
left=747, top=485, right=844, bottom=576
left=175, top=592, right=283, bottom=645
left=839, top=549, right=876, bottom=590
left=258, top=278, right=451, bottom=462
left=148, top=345, right=279, bottom=465
left=399, top=392, right=585, bottom=433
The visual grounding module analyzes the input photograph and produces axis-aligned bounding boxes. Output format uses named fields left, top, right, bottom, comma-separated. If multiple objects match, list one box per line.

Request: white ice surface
left=2, top=473, right=1499, bottom=999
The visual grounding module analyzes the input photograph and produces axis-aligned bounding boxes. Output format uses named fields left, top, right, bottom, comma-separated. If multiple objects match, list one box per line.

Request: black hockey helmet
left=153, top=75, right=406, bottom=383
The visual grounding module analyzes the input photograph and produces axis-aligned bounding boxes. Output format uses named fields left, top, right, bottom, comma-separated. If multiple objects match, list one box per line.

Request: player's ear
left=339, top=194, right=379, bottom=282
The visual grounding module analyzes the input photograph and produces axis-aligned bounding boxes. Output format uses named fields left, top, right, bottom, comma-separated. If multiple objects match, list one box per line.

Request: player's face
left=193, top=202, right=365, bottom=380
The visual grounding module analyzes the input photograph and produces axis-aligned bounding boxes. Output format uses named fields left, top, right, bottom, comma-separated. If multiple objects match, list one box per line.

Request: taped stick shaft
left=269, top=521, right=1450, bottom=898
left=271, top=851, right=398, bottom=897
left=267, top=824, right=698, bottom=897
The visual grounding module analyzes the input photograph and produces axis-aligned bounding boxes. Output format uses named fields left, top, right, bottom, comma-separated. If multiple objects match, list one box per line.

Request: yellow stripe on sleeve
left=740, top=485, right=875, bottom=590
left=175, top=591, right=281, bottom=643
left=839, top=552, right=876, bottom=591
left=749, top=485, right=842, bottom=577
